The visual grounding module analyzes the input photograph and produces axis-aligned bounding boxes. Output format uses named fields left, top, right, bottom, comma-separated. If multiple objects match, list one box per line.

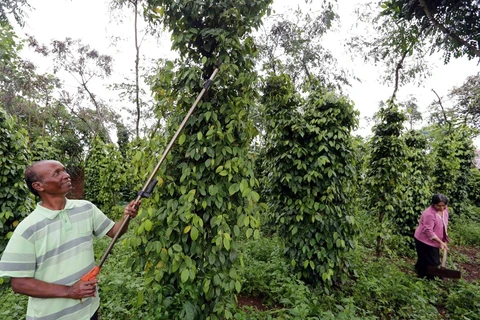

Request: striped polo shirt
left=0, top=199, right=114, bottom=320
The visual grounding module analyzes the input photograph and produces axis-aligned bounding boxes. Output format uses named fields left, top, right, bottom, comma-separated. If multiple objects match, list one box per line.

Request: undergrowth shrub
left=462, top=204, right=480, bottom=223
left=351, top=256, right=441, bottom=319
left=96, top=231, right=152, bottom=320
left=238, top=236, right=372, bottom=319
left=239, top=235, right=295, bottom=306
left=356, top=210, right=378, bottom=249
left=0, top=290, right=27, bottom=319
left=449, top=210, right=480, bottom=247
left=356, top=210, right=416, bottom=258
left=446, top=281, right=480, bottom=319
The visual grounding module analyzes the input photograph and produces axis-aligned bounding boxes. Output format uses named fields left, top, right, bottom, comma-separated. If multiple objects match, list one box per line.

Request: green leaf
left=178, top=134, right=186, bottom=146
left=208, top=185, right=219, bottom=195
left=191, top=226, right=199, bottom=240
left=181, top=269, right=190, bottom=283
left=219, top=170, right=228, bottom=176
left=239, top=179, right=248, bottom=193
left=229, top=183, right=239, bottom=195
left=137, top=290, right=144, bottom=308
left=235, top=280, right=241, bottom=293
left=233, top=225, right=240, bottom=237
left=144, top=219, right=153, bottom=232
left=223, top=238, right=230, bottom=250
left=250, top=191, right=260, bottom=202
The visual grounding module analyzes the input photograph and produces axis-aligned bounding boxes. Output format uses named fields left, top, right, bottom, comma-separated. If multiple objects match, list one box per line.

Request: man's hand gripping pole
left=80, top=66, right=220, bottom=283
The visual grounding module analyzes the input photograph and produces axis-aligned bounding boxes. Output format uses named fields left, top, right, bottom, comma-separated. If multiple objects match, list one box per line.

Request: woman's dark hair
left=431, top=193, right=448, bottom=205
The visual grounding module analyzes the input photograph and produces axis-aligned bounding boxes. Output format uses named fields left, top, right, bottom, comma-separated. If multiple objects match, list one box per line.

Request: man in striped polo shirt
left=0, top=160, right=141, bottom=320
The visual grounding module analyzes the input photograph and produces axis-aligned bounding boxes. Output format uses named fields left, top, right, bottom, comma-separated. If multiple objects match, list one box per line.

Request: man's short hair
left=24, top=161, right=47, bottom=197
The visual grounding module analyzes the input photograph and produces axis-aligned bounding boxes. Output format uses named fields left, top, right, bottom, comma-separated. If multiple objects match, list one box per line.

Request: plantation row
left=1, top=0, right=480, bottom=319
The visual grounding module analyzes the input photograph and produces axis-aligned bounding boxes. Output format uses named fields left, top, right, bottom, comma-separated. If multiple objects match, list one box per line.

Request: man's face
left=33, top=161, right=72, bottom=195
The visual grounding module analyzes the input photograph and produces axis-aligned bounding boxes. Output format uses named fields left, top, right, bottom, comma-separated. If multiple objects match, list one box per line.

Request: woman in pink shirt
left=414, top=193, right=450, bottom=279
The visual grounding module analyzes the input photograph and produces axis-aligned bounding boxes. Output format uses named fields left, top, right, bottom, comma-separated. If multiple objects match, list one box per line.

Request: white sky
left=15, top=0, right=480, bottom=145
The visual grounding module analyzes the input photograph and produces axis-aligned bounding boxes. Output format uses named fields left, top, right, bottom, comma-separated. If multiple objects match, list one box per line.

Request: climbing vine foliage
left=0, top=107, right=32, bottom=255
left=84, top=138, right=127, bottom=213
left=398, top=130, right=433, bottom=238
left=431, top=125, right=476, bottom=217
left=258, top=75, right=359, bottom=288
left=126, top=0, right=272, bottom=319
left=365, top=104, right=408, bottom=256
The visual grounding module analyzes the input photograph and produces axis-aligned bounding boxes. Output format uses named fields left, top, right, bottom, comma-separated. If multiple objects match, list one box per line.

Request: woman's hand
left=433, top=236, right=448, bottom=250
left=439, top=241, right=448, bottom=251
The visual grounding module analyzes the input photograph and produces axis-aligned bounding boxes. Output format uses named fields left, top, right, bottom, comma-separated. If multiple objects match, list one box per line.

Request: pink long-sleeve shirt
left=414, top=205, right=449, bottom=248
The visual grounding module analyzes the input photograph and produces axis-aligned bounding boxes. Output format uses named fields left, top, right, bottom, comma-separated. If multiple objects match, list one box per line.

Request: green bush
left=239, top=235, right=296, bottom=306
left=0, top=286, right=27, bottom=319
left=258, top=75, right=359, bottom=288
left=238, top=236, right=372, bottom=319
left=0, top=107, right=33, bottom=255
left=467, top=168, right=480, bottom=207
left=449, top=213, right=480, bottom=247
left=351, top=257, right=441, bottom=319
left=446, top=281, right=480, bottom=319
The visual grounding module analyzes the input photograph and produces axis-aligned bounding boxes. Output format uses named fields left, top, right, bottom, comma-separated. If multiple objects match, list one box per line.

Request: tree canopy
left=382, top=0, right=480, bottom=61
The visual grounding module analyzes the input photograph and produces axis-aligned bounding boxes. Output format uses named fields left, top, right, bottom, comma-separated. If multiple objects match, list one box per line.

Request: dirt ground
left=237, top=295, right=270, bottom=311
left=454, top=245, right=480, bottom=282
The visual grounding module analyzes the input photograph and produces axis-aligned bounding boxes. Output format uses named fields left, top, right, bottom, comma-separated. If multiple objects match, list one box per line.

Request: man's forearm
left=106, top=200, right=140, bottom=238
left=11, top=277, right=69, bottom=298
left=107, top=217, right=130, bottom=238
left=11, top=277, right=98, bottom=300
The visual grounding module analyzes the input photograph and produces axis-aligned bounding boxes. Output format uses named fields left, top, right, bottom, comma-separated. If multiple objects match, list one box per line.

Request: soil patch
left=237, top=295, right=270, bottom=311
left=454, top=245, right=480, bottom=282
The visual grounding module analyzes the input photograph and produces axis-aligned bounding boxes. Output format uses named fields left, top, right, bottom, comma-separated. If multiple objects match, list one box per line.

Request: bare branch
left=432, top=88, right=452, bottom=131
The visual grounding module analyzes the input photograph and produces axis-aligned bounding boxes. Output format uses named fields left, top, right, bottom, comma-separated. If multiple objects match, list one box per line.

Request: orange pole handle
left=80, top=266, right=101, bottom=282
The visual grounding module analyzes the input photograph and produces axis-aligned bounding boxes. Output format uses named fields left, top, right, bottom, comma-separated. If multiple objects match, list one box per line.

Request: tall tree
left=29, top=37, right=120, bottom=144
left=382, top=0, right=480, bottom=61
left=352, top=2, right=431, bottom=101
left=0, top=0, right=29, bottom=25
left=256, top=2, right=351, bottom=91
left=399, top=95, right=423, bottom=129
left=448, top=72, right=480, bottom=129
left=0, top=24, right=86, bottom=166
left=0, top=23, right=60, bottom=123
left=109, top=0, right=152, bottom=138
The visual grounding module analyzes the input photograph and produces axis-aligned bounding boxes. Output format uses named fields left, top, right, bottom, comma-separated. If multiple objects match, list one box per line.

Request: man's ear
left=32, top=181, right=44, bottom=193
